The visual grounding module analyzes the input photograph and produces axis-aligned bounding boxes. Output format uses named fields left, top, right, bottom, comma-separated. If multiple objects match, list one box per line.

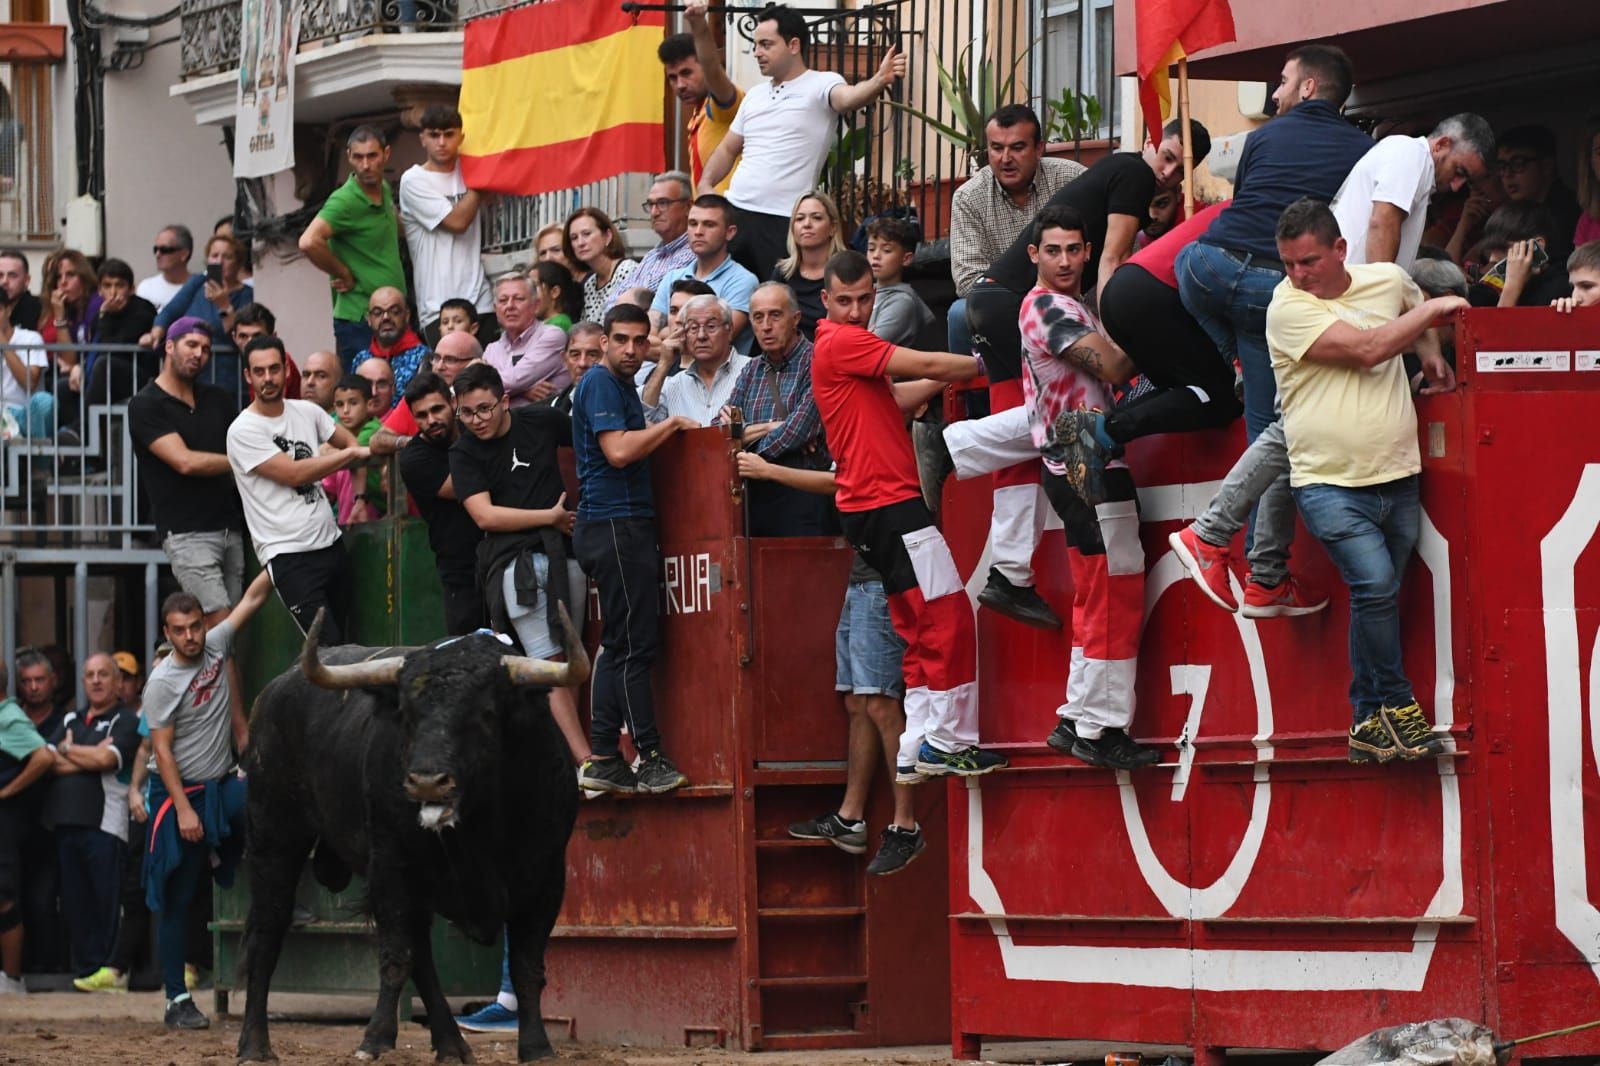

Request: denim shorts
left=834, top=580, right=907, bottom=698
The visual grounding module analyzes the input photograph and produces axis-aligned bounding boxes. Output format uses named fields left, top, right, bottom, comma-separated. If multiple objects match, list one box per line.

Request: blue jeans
left=332, top=319, right=374, bottom=373
left=834, top=579, right=908, bottom=698
left=6, top=391, right=55, bottom=437
left=947, top=297, right=971, bottom=357
left=1292, top=476, right=1420, bottom=726
left=1175, top=242, right=1283, bottom=440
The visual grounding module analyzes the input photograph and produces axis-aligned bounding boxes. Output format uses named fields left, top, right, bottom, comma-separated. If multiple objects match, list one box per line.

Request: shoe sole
left=868, top=837, right=927, bottom=877
left=1045, top=731, right=1077, bottom=754
left=975, top=588, right=1062, bottom=630
left=1377, top=711, right=1445, bottom=759
left=456, top=1022, right=519, bottom=1033
left=1347, top=743, right=1397, bottom=764
left=1050, top=410, right=1108, bottom=506
left=1069, top=740, right=1157, bottom=771
left=73, top=983, right=127, bottom=993
left=786, top=827, right=869, bottom=855
left=578, top=776, right=637, bottom=794
left=895, top=769, right=928, bottom=785
left=1240, top=600, right=1329, bottom=619
left=915, top=759, right=1006, bottom=777
left=1168, top=532, right=1239, bottom=613
left=634, top=775, right=689, bottom=795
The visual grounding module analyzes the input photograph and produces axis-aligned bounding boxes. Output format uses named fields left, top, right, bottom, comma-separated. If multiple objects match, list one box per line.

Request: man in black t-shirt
left=396, top=371, right=484, bottom=635
left=447, top=363, right=592, bottom=768
left=128, top=319, right=246, bottom=625
left=943, top=118, right=1211, bottom=628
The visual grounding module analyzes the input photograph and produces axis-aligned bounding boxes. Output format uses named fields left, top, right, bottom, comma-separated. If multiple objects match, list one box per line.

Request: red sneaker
left=1168, top=525, right=1237, bottom=612
left=1240, top=576, right=1328, bottom=619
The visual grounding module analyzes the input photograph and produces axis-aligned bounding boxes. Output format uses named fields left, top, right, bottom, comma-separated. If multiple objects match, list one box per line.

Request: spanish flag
left=460, top=0, right=665, bottom=196
left=1135, top=0, right=1235, bottom=149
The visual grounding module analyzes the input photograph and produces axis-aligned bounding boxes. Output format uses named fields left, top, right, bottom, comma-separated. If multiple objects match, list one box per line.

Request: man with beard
left=397, top=370, right=485, bottom=634
left=352, top=286, right=430, bottom=407
left=226, top=336, right=368, bottom=642
left=129, top=318, right=247, bottom=626
left=369, top=329, right=481, bottom=449
left=660, top=1, right=742, bottom=192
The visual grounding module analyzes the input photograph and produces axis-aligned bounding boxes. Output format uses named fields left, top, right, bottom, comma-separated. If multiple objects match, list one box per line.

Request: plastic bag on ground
left=1316, top=1018, right=1504, bottom=1066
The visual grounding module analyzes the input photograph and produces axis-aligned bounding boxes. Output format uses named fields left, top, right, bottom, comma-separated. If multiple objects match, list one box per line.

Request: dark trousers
left=149, top=778, right=245, bottom=1000
left=1099, top=264, right=1243, bottom=443
left=442, top=579, right=486, bottom=636
left=267, top=540, right=353, bottom=644
left=19, top=805, right=63, bottom=972
left=729, top=207, right=793, bottom=284
left=57, top=826, right=123, bottom=977
left=108, top=816, right=150, bottom=976
left=573, top=517, right=662, bottom=757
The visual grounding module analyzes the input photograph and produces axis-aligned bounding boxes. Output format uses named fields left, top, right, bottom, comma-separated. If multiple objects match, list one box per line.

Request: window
left=1041, top=0, right=1118, bottom=141
left=0, top=63, right=54, bottom=242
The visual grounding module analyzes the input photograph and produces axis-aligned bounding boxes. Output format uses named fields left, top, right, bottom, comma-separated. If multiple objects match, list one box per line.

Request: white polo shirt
left=725, top=68, right=846, bottom=218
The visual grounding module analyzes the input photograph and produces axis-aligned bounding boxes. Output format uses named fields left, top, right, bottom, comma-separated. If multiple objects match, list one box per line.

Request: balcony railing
left=180, top=0, right=463, bottom=78
left=482, top=172, right=656, bottom=259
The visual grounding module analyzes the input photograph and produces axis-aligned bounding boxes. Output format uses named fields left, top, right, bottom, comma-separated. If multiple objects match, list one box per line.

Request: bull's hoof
left=516, top=1045, right=557, bottom=1062
left=354, top=1045, right=387, bottom=1062
left=434, top=1049, right=475, bottom=1065
left=237, top=1043, right=278, bottom=1063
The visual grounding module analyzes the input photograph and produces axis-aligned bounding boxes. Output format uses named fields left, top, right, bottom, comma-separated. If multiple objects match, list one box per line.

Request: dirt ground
left=0, top=991, right=1010, bottom=1066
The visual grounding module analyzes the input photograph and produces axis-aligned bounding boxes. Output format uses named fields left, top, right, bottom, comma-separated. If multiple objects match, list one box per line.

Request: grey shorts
left=162, top=530, right=245, bottom=613
left=503, top=556, right=587, bottom=660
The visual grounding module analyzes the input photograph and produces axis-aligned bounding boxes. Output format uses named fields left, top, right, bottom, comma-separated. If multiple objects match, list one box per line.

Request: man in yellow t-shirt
left=1265, top=197, right=1465, bottom=767
left=660, top=0, right=743, bottom=193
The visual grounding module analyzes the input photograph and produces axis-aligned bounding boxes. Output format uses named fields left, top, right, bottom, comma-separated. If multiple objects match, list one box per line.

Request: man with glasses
left=399, top=103, right=493, bottom=347
left=610, top=171, right=698, bottom=314
left=649, top=193, right=758, bottom=351
left=299, top=126, right=409, bottom=369
left=482, top=275, right=568, bottom=408
left=137, top=226, right=198, bottom=314
left=351, top=286, right=429, bottom=410
left=1494, top=125, right=1582, bottom=261
left=643, top=293, right=749, bottom=426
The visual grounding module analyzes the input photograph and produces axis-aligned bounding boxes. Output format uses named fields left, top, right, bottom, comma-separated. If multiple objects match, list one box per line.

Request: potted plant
left=1042, top=86, right=1114, bottom=166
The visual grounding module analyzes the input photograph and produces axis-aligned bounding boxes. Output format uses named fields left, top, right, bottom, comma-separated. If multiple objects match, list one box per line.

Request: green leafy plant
left=1045, top=87, right=1104, bottom=156
left=885, top=42, right=1032, bottom=166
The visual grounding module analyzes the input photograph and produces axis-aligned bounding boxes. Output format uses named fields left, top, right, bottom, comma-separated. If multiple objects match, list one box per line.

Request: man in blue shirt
left=649, top=194, right=759, bottom=352
left=1170, top=44, right=1374, bottom=614
left=570, top=303, right=697, bottom=796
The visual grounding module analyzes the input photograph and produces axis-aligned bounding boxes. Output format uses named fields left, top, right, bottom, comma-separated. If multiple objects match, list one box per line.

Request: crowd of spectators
left=3, top=1, right=1600, bottom=1041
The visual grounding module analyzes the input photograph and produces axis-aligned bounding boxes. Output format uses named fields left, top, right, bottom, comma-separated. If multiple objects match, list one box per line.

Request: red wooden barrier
left=941, top=306, right=1600, bottom=1060
left=544, top=428, right=951, bottom=1050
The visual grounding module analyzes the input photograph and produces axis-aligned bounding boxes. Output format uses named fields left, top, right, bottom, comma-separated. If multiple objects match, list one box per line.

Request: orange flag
left=1134, top=0, right=1235, bottom=149
left=460, top=0, right=665, bottom=195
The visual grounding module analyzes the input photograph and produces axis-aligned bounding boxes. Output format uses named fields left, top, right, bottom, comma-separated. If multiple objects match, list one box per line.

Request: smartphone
left=1480, top=242, right=1549, bottom=290
left=206, top=262, right=224, bottom=286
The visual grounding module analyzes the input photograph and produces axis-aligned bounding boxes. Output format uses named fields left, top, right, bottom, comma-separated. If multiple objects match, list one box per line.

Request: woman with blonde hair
left=770, top=191, right=844, bottom=339
left=564, top=207, right=638, bottom=321
left=534, top=223, right=584, bottom=282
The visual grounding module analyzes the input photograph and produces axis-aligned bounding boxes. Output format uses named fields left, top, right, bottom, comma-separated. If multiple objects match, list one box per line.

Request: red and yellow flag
left=460, top=0, right=665, bottom=195
left=1134, top=0, right=1235, bottom=149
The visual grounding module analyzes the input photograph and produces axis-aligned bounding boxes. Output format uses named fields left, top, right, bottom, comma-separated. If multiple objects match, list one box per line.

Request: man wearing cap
left=129, top=317, right=248, bottom=627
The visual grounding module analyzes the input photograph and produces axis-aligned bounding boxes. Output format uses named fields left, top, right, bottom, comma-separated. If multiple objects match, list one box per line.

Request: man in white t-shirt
left=697, top=4, right=905, bottom=279
left=399, top=104, right=493, bottom=348
left=226, top=335, right=369, bottom=642
left=1330, top=113, right=1495, bottom=270
left=136, top=225, right=199, bottom=313
left=0, top=285, right=50, bottom=438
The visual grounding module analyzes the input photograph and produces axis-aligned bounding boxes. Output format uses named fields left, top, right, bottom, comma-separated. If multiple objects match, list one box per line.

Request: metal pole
left=1, top=555, right=15, bottom=695
left=73, top=561, right=88, bottom=707
left=145, top=562, right=159, bottom=670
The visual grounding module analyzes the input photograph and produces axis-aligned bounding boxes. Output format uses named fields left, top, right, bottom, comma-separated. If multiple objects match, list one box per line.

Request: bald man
left=301, top=351, right=342, bottom=412
left=351, top=286, right=431, bottom=409
left=46, top=653, right=139, bottom=985
left=356, top=357, right=396, bottom=419
left=370, top=329, right=483, bottom=452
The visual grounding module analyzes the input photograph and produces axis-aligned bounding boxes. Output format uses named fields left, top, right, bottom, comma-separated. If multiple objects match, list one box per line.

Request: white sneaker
left=0, top=972, right=26, bottom=994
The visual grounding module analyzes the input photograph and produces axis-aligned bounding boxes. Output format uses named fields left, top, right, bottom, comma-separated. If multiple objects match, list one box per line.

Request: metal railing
left=0, top=61, right=56, bottom=242
left=482, top=172, right=656, bottom=258
left=180, top=0, right=463, bottom=78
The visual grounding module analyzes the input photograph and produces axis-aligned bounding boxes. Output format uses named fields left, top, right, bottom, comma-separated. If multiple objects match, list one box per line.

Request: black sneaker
left=578, top=756, right=637, bottom=794
left=1049, top=408, right=1113, bottom=507
left=977, top=568, right=1062, bottom=629
left=1071, top=728, right=1161, bottom=769
left=1045, top=719, right=1079, bottom=754
left=1348, top=716, right=1398, bottom=764
left=913, top=420, right=955, bottom=515
left=866, top=825, right=926, bottom=876
left=164, top=994, right=210, bottom=1030
left=634, top=750, right=689, bottom=794
left=787, top=812, right=868, bottom=854
left=1380, top=702, right=1446, bottom=760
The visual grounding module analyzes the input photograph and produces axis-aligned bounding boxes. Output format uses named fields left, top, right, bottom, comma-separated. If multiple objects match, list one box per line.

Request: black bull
left=236, top=607, right=586, bottom=1064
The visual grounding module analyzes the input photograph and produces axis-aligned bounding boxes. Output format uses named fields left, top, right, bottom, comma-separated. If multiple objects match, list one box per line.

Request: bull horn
left=503, top=602, right=591, bottom=688
left=300, top=608, right=405, bottom=690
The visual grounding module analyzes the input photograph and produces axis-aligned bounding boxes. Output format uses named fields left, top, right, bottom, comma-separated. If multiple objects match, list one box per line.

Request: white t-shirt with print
left=725, top=68, right=846, bottom=217
left=1329, top=135, right=1435, bottom=268
left=0, top=328, right=48, bottom=410
left=226, top=399, right=341, bottom=563
left=398, top=163, right=493, bottom=325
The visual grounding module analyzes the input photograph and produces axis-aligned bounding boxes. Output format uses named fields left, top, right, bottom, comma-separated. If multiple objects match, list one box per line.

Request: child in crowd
left=324, top=375, right=386, bottom=523
left=436, top=297, right=481, bottom=340
left=864, top=217, right=934, bottom=346
left=1554, top=240, right=1600, bottom=312
left=529, top=261, right=578, bottom=332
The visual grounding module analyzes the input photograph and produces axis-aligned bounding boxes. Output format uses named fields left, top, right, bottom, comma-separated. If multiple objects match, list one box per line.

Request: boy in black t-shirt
left=447, top=363, right=593, bottom=768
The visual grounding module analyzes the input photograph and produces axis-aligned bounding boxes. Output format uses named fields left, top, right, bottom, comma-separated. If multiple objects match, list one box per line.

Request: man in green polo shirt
left=299, top=125, right=408, bottom=370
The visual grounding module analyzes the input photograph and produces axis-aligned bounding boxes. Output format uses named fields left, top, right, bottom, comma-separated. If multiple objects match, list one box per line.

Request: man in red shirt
left=812, top=250, right=1005, bottom=780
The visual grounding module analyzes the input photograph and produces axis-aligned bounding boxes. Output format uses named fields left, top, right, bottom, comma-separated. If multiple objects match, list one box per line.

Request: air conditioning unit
left=64, top=195, right=103, bottom=258
left=1204, top=130, right=1252, bottom=185
left=1239, top=82, right=1275, bottom=121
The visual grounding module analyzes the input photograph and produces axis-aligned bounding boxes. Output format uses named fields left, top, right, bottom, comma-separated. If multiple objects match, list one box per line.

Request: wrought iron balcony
left=180, top=0, right=462, bottom=78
